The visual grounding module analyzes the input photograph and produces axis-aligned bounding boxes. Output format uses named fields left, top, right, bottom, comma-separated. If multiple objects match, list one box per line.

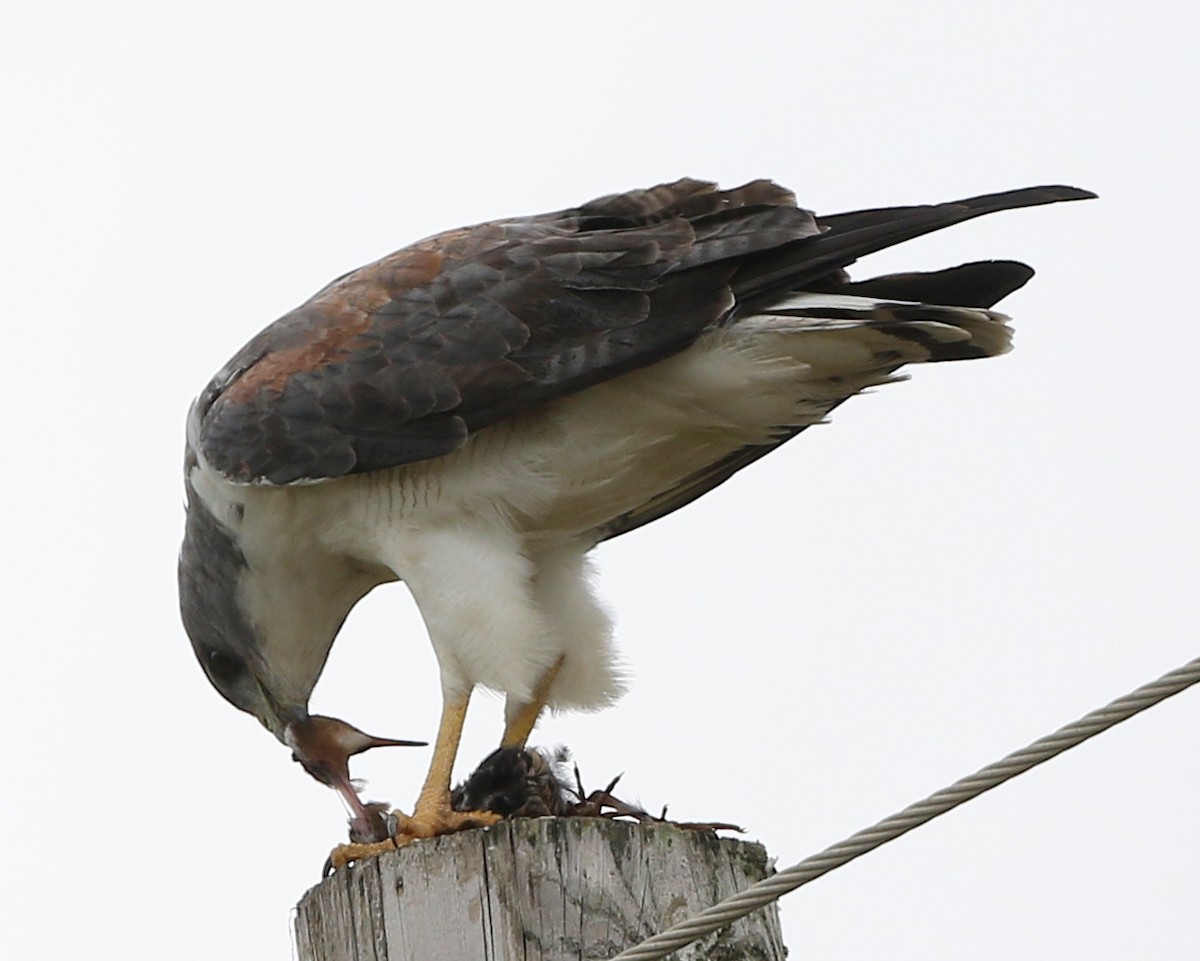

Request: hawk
left=179, top=178, right=1092, bottom=852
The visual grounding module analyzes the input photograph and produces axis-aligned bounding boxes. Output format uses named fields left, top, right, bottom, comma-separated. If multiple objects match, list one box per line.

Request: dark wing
left=194, top=179, right=814, bottom=484
left=194, top=180, right=1093, bottom=485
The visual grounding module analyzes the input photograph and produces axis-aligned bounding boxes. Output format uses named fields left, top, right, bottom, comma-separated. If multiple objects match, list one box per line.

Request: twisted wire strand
left=610, top=654, right=1200, bottom=961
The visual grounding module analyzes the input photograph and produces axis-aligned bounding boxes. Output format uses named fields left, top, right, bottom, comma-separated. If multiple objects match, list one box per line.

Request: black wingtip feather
left=965, top=184, right=1097, bottom=204
left=734, top=184, right=1095, bottom=307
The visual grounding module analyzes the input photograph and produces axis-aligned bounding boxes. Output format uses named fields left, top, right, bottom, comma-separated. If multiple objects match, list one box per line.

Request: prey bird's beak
left=283, top=714, right=426, bottom=842
left=284, top=714, right=426, bottom=785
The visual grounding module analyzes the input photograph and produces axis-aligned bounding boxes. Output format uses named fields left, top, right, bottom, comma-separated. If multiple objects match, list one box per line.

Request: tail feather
left=594, top=181, right=1093, bottom=543
left=746, top=291, right=1013, bottom=362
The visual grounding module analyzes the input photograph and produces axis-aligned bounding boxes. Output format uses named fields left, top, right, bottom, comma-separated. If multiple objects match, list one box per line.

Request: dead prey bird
left=320, top=746, right=740, bottom=873
left=179, top=178, right=1093, bottom=861
left=452, top=746, right=744, bottom=831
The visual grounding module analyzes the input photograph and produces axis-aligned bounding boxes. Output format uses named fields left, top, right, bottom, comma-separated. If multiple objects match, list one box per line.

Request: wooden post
left=295, top=818, right=786, bottom=961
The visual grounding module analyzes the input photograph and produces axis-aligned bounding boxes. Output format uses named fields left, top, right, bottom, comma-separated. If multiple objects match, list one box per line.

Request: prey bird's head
left=284, top=714, right=425, bottom=840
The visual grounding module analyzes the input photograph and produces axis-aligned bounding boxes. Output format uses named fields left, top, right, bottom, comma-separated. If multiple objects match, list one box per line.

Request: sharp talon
left=393, top=807, right=502, bottom=843
left=326, top=836, right=399, bottom=872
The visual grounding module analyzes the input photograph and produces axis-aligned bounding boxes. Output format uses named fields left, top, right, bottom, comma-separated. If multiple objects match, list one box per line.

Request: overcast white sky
left=3, top=2, right=1197, bottom=959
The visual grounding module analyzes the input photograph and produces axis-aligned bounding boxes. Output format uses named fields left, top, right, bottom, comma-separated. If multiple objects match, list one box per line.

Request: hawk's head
left=178, top=468, right=304, bottom=741
left=179, top=440, right=423, bottom=821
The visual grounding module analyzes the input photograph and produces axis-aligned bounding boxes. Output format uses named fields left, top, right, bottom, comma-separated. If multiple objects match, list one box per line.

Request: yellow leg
left=389, top=688, right=500, bottom=840
left=327, top=689, right=500, bottom=870
left=501, top=657, right=564, bottom=749
left=411, top=689, right=471, bottom=817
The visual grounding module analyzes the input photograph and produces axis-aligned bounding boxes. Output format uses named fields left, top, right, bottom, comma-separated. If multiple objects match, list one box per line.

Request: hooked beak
left=283, top=714, right=426, bottom=841
left=257, top=683, right=308, bottom=744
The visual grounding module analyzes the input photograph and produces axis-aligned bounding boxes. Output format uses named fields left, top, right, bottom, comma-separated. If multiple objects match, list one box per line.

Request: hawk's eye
left=207, top=649, right=246, bottom=683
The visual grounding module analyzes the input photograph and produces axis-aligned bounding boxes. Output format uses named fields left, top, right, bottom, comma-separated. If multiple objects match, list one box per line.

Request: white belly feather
left=198, top=296, right=1010, bottom=711
left=349, top=295, right=1007, bottom=544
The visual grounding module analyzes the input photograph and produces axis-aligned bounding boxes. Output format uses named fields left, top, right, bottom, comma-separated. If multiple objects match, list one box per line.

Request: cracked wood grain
left=294, top=819, right=786, bottom=961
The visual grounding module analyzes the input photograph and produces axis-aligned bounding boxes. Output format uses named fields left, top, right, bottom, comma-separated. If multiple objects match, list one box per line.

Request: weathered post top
left=295, top=818, right=785, bottom=961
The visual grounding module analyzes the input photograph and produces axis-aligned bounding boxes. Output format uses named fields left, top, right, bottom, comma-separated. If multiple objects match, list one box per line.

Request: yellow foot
left=326, top=807, right=502, bottom=871
left=393, top=806, right=502, bottom=842
left=327, top=837, right=398, bottom=872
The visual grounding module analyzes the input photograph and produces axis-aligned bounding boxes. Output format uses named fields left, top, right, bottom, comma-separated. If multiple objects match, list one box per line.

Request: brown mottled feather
left=194, top=179, right=1093, bottom=486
